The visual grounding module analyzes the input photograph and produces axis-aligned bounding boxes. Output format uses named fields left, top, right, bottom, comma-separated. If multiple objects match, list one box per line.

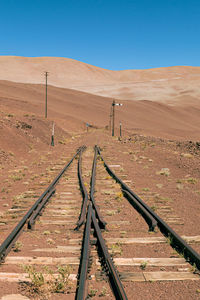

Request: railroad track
left=0, top=145, right=199, bottom=299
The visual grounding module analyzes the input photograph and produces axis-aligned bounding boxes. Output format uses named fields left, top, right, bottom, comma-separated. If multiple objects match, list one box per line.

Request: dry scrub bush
left=23, top=265, right=73, bottom=297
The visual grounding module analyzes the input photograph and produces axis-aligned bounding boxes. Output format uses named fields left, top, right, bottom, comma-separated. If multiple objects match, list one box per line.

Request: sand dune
left=0, top=56, right=200, bottom=103
left=0, top=80, right=200, bottom=141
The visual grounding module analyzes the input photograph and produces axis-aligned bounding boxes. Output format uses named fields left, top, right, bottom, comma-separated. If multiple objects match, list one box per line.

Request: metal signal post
left=112, top=100, right=115, bottom=136
left=111, top=100, right=123, bottom=136
left=51, top=122, right=55, bottom=146
left=119, top=121, right=122, bottom=138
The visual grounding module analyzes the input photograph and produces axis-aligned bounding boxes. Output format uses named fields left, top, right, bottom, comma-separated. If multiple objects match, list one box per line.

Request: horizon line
left=0, top=55, right=200, bottom=71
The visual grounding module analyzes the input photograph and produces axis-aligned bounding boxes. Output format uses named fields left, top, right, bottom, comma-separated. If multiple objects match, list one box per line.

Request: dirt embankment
left=0, top=108, right=70, bottom=164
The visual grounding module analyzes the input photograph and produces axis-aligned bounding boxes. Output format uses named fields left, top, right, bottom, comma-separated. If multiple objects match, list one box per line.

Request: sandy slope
left=0, top=80, right=200, bottom=141
left=0, top=56, right=200, bottom=102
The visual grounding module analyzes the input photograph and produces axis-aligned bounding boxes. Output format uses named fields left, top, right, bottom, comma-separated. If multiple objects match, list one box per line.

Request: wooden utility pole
left=45, top=71, right=49, bottom=118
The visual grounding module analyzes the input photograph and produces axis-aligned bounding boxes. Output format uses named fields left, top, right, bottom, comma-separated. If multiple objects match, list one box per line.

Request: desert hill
left=0, top=56, right=200, bottom=154
left=0, top=56, right=200, bottom=103
left=0, top=80, right=200, bottom=143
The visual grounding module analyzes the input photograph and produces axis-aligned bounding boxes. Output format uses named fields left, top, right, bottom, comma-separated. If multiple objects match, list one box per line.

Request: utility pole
left=51, top=122, right=55, bottom=146
left=45, top=71, right=49, bottom=118
left=111, top=100, right=123, bottom=137
left=112, top=100, right=115, bottom=136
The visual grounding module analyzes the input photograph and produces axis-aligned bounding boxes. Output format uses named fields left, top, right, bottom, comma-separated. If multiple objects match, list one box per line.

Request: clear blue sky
left=0, top=0, right=200, bottom=70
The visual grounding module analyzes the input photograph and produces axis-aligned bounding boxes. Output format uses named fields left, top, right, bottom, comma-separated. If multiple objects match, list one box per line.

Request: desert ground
left=0, top=57, right=199, bottom=299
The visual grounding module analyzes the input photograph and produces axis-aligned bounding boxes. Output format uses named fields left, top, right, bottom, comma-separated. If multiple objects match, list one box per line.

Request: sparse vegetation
left=88, top=287, right=98, bottom=297
left=23, top=265, right=45, bottom=291
left=150, top=143, right=156, bottom=147
left=23, top=265, right=72, bottom=295
left=58, top=138, right=68, bottom=145
left=190, top=263, right=198, bottom=274
left=106, top=210, right=116, bottom=216
left=104, top=191, right=112, bottom=195
left=52, top=265, right=72, bottom=293
left=13, top=241, right=23, bottom=252
left=30, top=174, right=39, bottom=181
left=120, top=231, right=127, bottom=237
left=142, top=187, right=149, bottom=192
left=177, top=177, right=198, bottom=185
left=151, top=205, right=157, bottom=211
left=11, top=214, right=18, bottom=219
left=110, top=243, right=122, bottom=256
left=186, top=177, right=197, bottom=184
left=166, top=235, right=173, bottom=245
left=176, top=179, right=183, bottom=183
left=46, top=238, right=55, bottom=245
left=99, top=286, right=108, bottom=297
left=9, top=175, right=22, bottom=181
left=115, top=191, right=123, bottom=202
left=104, top=175, right=111, bottom=180
left=156, top=168, right=170, bottom=176
left=43, top=230, right=51, bottom=235
left=140, top=261, right=148, bottom=270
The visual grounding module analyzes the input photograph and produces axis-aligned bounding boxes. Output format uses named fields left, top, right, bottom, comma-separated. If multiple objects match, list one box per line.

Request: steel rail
left=97, top=146, right=200, bottom=270
left=91, top=207, right=128, bottom=300
left=90, top=146, right=107, bottom=229
left=76, top=147, right=127, bottom=299
left=75, top=203, right=92, bottom=300
left=122, top=189, right=157, bottom=231
left=28, top=189, right=56, bottom=229
left=75, top=146, right=88, bottom=230
left=0, top=146, right=84, bottom=262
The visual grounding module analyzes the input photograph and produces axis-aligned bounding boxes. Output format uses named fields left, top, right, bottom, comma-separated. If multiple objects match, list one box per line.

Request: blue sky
left=0, top=0, right=200, bottom=70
